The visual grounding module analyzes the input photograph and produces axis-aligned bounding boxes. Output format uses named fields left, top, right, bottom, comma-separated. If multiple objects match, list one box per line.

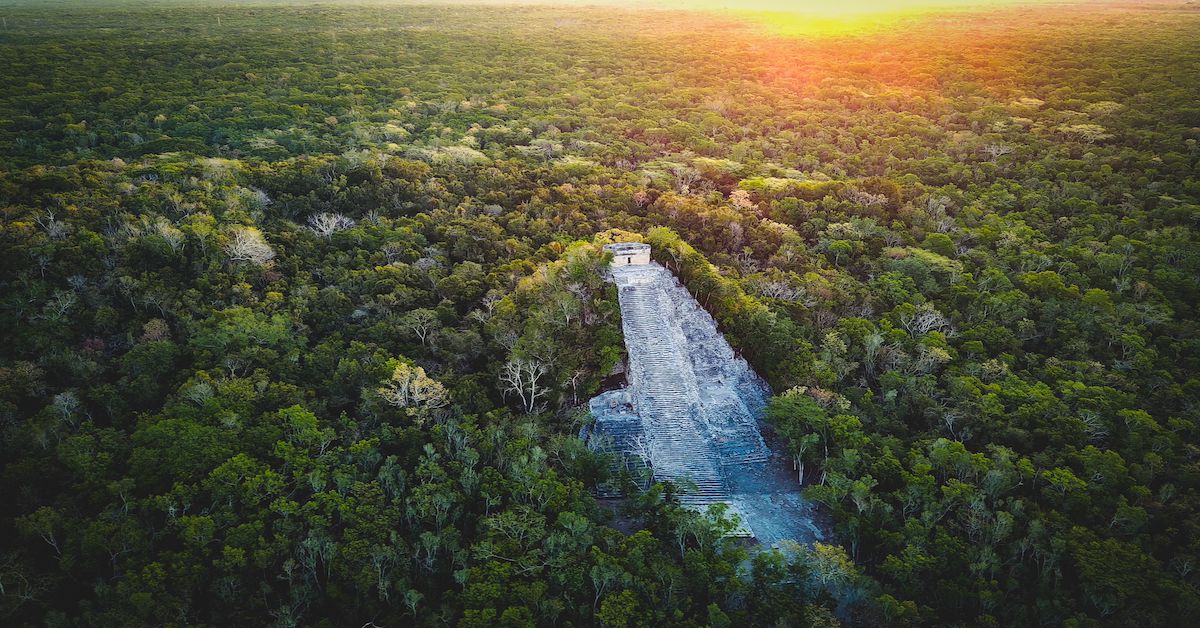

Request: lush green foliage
left=2, top=1, right=1199, bottom=625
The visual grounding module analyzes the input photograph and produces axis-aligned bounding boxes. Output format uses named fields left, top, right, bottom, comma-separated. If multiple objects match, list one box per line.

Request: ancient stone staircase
left=587, top=260, right=825, bottom=544
left=620, top=276, right=726, bottom=505
left=604, top=263, right=772, bottom=506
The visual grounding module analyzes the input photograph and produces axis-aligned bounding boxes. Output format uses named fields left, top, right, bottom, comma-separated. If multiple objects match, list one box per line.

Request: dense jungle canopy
left=2, top=1, right=1200, bottom=625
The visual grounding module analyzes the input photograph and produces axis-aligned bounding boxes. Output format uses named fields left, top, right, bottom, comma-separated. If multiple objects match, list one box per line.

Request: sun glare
left=542, top=0, right=1059, bottom=35
left=700, top=0, right=1058, bottom=35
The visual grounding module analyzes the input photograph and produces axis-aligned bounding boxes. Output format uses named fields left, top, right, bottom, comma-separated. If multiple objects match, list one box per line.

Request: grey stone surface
left=587, top=262, right=823, bottom=545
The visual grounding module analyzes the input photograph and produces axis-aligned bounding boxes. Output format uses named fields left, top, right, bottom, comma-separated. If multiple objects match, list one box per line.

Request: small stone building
left=604, top=242, right=651, bottom=266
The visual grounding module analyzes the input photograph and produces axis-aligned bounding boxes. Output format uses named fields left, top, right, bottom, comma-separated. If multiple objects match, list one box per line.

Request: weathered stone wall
left=604, top=243, right=651, bottom=266
left=611, top=250, right=650, bottom=266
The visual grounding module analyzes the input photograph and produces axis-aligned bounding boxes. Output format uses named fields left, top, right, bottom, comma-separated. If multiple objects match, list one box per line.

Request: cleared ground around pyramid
left=589, top=262, right=824, bottom=546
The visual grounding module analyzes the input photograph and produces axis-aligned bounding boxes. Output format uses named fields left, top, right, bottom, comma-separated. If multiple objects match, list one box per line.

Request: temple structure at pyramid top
left=603, top=242, right=651, bottom=267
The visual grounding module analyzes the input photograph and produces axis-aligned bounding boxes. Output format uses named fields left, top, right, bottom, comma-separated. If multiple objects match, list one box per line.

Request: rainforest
left=1, top=0, right=1199, bottom=625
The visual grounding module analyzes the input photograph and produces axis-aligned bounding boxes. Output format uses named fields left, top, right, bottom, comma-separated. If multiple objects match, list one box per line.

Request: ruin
left=586, top=255, right=823, bottom=545
left=603, top=241, right=651, bottom=267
